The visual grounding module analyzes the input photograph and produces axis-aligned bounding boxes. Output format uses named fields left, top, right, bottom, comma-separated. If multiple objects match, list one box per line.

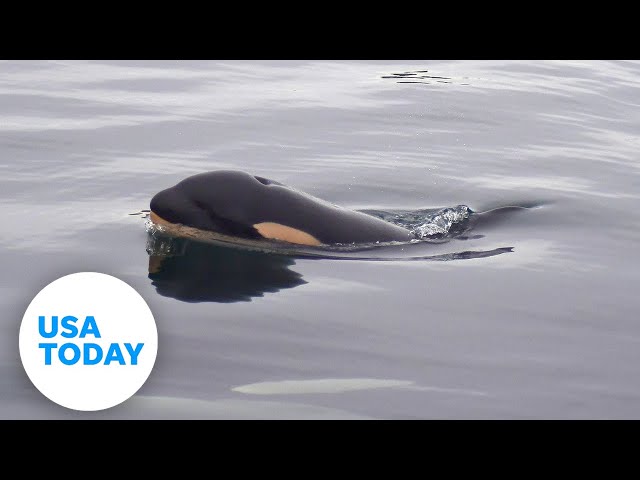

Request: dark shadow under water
left=144, top=204, right=533, bottom=303
left=147, top=237, right=307, bottom=303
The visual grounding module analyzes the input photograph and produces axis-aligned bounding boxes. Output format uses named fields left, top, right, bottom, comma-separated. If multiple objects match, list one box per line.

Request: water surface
left=1, top=60, right=639, bottom=419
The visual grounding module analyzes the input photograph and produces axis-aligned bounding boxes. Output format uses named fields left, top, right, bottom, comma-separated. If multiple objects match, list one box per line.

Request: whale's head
left=149, top=171, right=273, bottom=238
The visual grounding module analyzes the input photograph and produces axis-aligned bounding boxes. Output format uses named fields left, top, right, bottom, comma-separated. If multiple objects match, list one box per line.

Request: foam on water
left=365, top=205, right=473, bottom=239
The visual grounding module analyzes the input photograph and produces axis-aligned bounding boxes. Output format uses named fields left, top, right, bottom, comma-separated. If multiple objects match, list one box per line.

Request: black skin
left=150, top=170, right=414, bottom=245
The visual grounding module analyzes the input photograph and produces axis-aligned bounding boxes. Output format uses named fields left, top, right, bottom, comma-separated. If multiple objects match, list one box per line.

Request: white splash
left=411, top=206, right=472, bottom=238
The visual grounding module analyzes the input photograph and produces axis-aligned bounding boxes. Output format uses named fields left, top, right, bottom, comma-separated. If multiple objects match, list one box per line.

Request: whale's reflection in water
left=146, top=234, right=307, bottom=303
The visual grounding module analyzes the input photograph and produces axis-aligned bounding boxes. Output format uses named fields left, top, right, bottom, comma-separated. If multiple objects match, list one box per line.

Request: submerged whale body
left=150, top=170, right=414, bottom=246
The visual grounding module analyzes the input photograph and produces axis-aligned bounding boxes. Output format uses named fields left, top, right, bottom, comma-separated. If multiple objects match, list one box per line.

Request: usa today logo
left=38, top=315, right=144, bottom=366
left=19, top=272, right=158, bottom=411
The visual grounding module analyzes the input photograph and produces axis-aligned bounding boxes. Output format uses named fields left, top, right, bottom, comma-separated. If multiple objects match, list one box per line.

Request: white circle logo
left=19, top=272, right=158, bottom=411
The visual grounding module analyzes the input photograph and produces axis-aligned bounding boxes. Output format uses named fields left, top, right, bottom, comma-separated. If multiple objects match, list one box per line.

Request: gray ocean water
left=1, top=60, right=639, bottom=419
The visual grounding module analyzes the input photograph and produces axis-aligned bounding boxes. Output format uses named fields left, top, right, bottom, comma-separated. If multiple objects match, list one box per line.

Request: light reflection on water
left=1, top=60, right=640, bottom=418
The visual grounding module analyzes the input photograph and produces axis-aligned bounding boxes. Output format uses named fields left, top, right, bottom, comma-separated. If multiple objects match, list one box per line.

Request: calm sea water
left=1, top=60, right=639, bottom=419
